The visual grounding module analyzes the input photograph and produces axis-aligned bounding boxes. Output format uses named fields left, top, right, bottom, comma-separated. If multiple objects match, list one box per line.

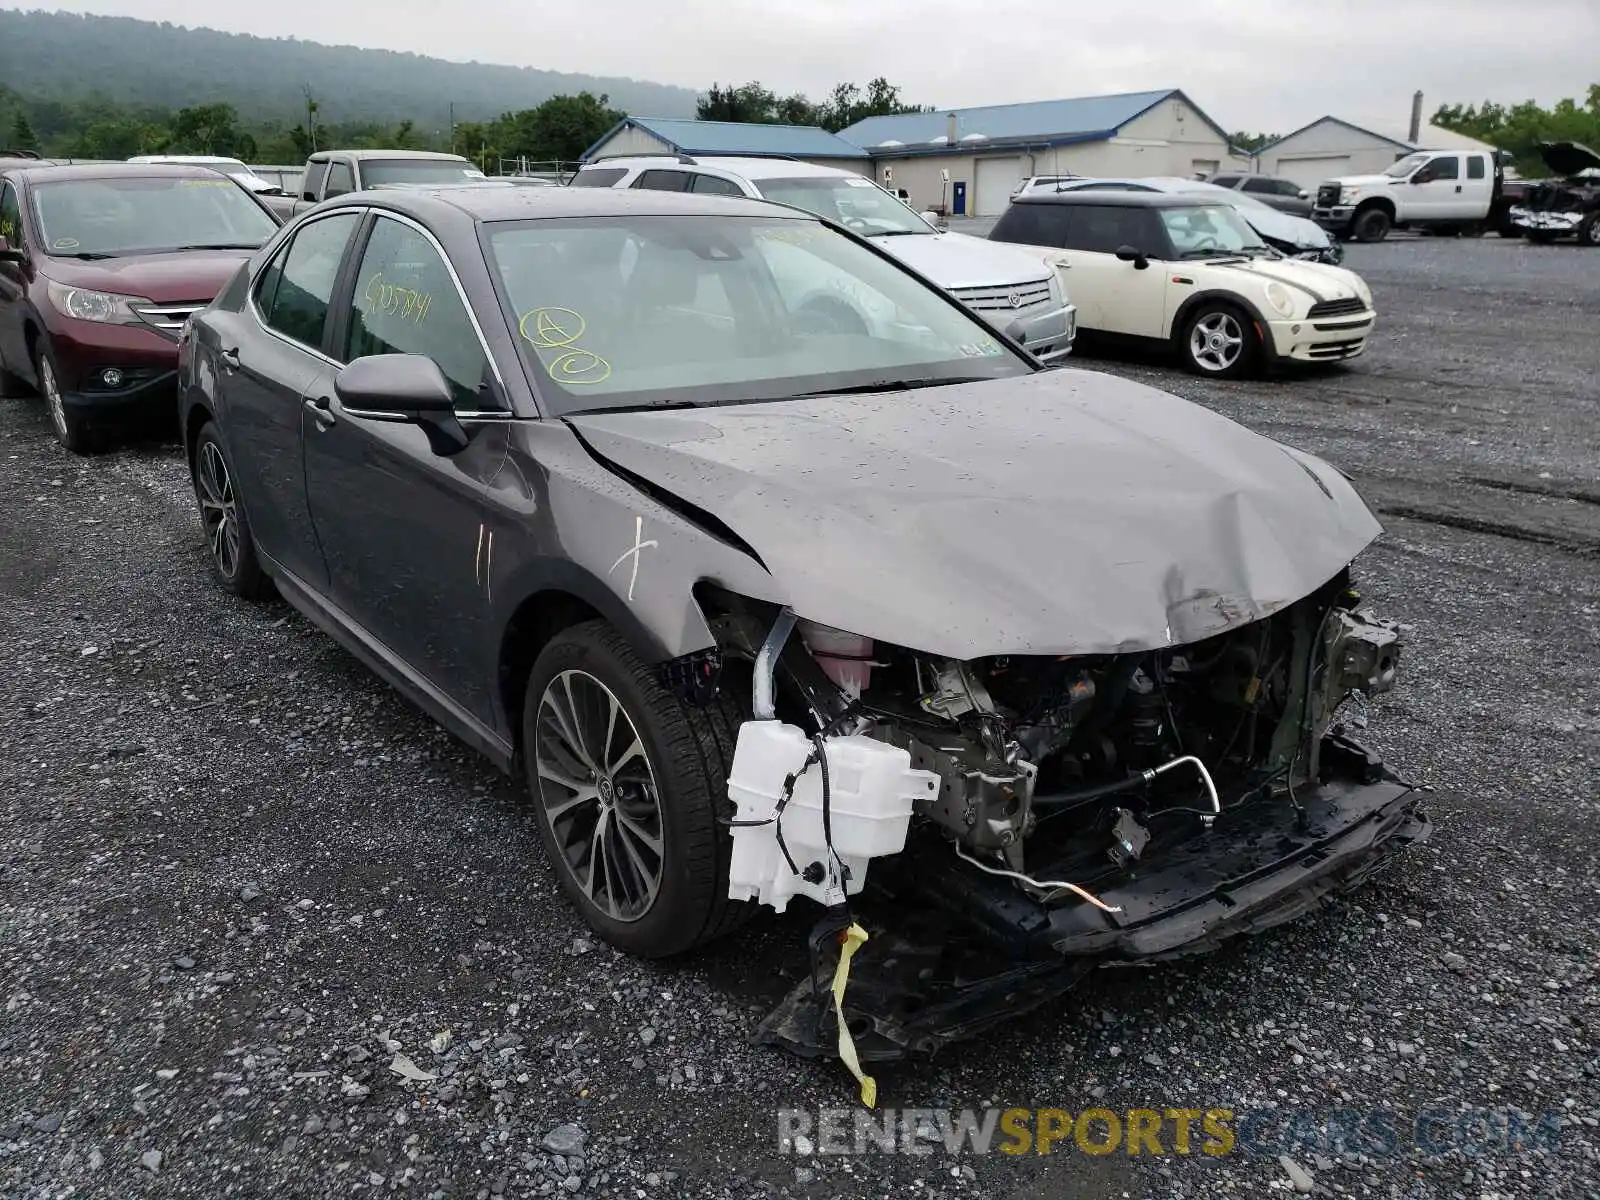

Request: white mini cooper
left=989, top=190, right=1376, bottom=379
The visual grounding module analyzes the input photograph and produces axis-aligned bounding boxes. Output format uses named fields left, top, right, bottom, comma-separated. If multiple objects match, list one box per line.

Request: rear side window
left=0, top=182, right=21, bottom=247
left=324, top=162, right=355, bottom=197
left=257, top=212, right=359, bottom=349
left=570, top=168, right=627, bottom=188
left=1065, top=205, right=1159, bottom=254
left=690, top=173, right=744, bottom=197
left=989, top=202, right=1071, bottom=248
left=301, top=161, right=328, bottom=201
left=634, top=170, right=689, bottom=191
left=1212, top=174, right=1242, bottom=188
left=1467, top=155, right=1486, bottom=180
left=1240, top=177, right=1273, bottom=193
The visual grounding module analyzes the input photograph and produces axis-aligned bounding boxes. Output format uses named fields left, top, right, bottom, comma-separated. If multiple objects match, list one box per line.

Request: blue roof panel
left=619, top=117, right=869, bottom=159
left=837, top=89, right=1179, bottom=150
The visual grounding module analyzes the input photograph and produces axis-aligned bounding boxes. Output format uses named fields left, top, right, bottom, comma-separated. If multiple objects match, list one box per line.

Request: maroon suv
left=0, top=163, right=281, bottom=453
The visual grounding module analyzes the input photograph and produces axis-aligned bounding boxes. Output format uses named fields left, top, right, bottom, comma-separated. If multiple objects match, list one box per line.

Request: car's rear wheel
left=191, top=422, right=270, bottom=600
left=522, top=620, right=750, bottom=958
left=1179, top=302, right=1258, bottom=380
left=1578, top=214, right=1599, bottom=247
left=36, top=342, right=99, bottom=455
left=1352, top=207, right=1391, bottom=242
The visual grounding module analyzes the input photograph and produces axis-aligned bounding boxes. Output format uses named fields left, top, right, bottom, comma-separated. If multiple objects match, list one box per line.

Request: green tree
left=1229, top=131, right=1278, bottom=154
left=1433, top=88, right=1600, bottom=176
left=697, top=78, right=926, bottom=132
left=496, top=92, right=624, bottom=165
left=171, top=102, right=241, bottom=154
left=813, top=77, right=928, bottom=132
left=10, top=112, right=41, bottom=153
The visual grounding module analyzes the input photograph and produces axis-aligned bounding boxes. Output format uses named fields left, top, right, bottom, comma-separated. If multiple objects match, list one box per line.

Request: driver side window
left=0, top=182, right=22, bottom=249
left=344, top=216, right=495, bottom=412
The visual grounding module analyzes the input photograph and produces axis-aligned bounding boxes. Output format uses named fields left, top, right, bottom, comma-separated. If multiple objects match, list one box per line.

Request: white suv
left=571, top=156, right=1076, bottom=362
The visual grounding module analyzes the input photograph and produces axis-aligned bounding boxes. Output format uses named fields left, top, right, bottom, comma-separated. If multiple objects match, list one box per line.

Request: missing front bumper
left=755, top=769, right=1430, bottom=1063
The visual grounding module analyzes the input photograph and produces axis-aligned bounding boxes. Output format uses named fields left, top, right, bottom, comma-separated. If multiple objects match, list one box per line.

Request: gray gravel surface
left=2, top=237, right=1597, bottom=1199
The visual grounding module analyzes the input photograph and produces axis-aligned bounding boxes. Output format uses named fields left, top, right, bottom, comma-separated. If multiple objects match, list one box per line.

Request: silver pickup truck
left=262, top=149, right=489, bottom=220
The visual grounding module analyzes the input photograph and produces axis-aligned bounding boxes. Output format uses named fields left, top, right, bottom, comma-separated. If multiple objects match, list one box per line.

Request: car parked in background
left=1312, top=149, right=1528, bottom=241
left=1011, top=174, right=1085, bottom=196
left=989, top=191, right=1375, bottom=378
left=177, top=184, right=1422, bottom=1062
left=1040, top=176, right=1342, bottom=263
left=569, top=155, right=1077, bottom=362
left=128, top=154, right=285, bottom=196
left=0, top=162, right=282, bottom=452
left=1509, top=141, right=1600, bottom=245
left=260, top=149, right=488, bottom=220
left=1205, top=171, right=1313, bottom=216
left=485, top=175, right=557, bottom=187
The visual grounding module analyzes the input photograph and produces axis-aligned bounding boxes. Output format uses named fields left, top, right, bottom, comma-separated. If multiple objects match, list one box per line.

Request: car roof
left=1012, top=190, right=1229, bottom=208
left=579, top=155, right=862, bottom=182
left=7, top=162, right=257, bottom=185
left=312, top=149, right=473, bottom=162
left=322, top=183, right=814, bottom=223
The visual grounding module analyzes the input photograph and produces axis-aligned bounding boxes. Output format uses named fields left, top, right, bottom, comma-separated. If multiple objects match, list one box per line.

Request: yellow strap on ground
left=831, top=922, right=877, bottom=1108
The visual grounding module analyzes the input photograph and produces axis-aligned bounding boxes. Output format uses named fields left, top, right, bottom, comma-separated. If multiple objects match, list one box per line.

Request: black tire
left=1352, top=207, right=1392, bottom=243
left=35, top=340, right=100, bottom=454
left=1578, top=214, right=1600, bottom=248
left=1178, top=301, right=1259, bottom=380
left=191, top=421, right=271, bottom=601
left=522, top=620, right=752, bottom=958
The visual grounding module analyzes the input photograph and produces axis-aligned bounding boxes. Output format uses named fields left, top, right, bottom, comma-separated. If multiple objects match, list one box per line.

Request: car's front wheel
left=191, top=422, right=270, bottom=600
left=35, top=342, right=99, bottom=455
left=522, top=620, right=750, bottom=958
left=1352, top=207, right=1392, bottom=242
left=1179, top=302, right=1259, bottom=380
left=1578, top=214, right=1599, bottom=247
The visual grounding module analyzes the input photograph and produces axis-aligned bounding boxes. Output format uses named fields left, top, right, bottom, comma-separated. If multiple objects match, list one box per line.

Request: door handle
left=220, top=347, right=240, bottom=370
left=303, top=395, right=335, bottom=428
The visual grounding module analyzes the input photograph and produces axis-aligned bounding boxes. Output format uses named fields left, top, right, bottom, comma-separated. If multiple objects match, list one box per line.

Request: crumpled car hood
left=1536, top=140, right=1600, bottom=179
left=565, top=369, right=1382, bottom=660
left=872, top=229, right=1053, bottom=289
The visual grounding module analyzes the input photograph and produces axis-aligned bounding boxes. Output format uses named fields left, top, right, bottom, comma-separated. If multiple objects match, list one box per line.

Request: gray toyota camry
left=178, top=185, right=1428, bottom=1065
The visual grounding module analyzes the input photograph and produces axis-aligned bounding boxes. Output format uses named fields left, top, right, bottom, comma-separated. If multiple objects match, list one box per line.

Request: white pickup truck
left=1311, top=149, right=1527, bottom=242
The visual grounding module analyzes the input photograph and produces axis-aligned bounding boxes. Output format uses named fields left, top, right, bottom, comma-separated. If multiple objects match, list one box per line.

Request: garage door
left=974, top=157, right=1023, bottom=217
left=1278, top=156, right=1352, bottom=192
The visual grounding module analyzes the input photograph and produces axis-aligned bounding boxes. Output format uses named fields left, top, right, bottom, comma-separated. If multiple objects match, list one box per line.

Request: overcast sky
left=38, top=0, right=1600, bottom=133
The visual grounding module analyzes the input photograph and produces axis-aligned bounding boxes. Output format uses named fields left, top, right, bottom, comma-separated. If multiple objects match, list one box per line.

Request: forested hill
left=0, top=9, right=699, bottom=127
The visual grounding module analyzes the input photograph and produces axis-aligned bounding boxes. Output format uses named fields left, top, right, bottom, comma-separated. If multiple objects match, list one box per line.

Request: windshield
left=31, top=176, right=279, bottom=256
left=1158, top=204, right=1269, bottom=256
left=360, top=159, right=486, bottom=187
left=749, top=176, right=932, bottom=236
left=485, top=214, right=1032, bottom=415
left=1384, top=154, right=1430, bottom=179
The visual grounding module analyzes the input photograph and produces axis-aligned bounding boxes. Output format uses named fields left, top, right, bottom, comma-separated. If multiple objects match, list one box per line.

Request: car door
left=1409, top=153, right=1462, bottom=220
left=1459, top=153, right=1493, bottom=219
left=300, top=210, right=508, bottom=722
left=0, top=179, right=29, bottom=378
left=1055, top=204, right=1168, bottom=337
left=225, top=209, right=363, bottom=590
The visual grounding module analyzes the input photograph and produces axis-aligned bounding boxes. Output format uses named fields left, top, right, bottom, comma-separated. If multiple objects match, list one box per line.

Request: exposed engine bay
left=688, top=569, right=1426, bottom=1070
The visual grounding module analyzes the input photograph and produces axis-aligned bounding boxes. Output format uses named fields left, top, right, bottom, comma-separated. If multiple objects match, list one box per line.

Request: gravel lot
left=2, top=236, right=1597, bottom=1200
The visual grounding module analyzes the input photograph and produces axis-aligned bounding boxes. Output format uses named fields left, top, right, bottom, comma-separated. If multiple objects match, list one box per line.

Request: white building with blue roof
left=836, top=89, right=1243, bottom=217
left=581, top=117, right=872, bottom=174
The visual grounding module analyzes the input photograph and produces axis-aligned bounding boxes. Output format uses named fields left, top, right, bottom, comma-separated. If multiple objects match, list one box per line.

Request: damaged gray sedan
left=179, top=185, right=1429, bottom=1069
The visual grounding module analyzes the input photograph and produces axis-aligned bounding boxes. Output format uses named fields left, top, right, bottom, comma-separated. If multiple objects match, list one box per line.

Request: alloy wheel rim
left=1190, top=313, right=1243, bottom=372
left=533, top=669, right=664, bottom=923
left=196, top=441, right=241, bottom=579
left=40, top=358, right=68, bottom=440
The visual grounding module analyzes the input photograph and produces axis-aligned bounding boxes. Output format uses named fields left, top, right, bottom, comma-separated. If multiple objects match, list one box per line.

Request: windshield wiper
left=1181, top=247, right=1253, bottom=259
left=792, top=376, right=982, bottom=398
left=562, top=400, right=701, bottom=416
left=868, top=229, right=926, bottom=237
left=53, top=250, right=117, bottom=260
left=157, top=243, right=263, bottom=252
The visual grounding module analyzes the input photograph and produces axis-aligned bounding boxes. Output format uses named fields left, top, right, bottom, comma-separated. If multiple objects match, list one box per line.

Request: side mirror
left=0, top=237, right=21, bottom=265
left=333, top=354, right=469, bottom=456
left=1297, top=189, right=1309, bottom=199
left=1410, top=173, right=1430, bottom=185
left=1115, top=244, right=1150, bottom=270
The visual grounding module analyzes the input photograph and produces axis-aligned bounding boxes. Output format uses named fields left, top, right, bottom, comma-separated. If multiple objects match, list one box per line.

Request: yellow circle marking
left=519, top=306, right=586, bottom=348
left=548, top=348, right=611, bottom=385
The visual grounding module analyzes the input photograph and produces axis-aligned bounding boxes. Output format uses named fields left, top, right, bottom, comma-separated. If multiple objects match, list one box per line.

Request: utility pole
left=449, top=102, right=456, bottom=154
